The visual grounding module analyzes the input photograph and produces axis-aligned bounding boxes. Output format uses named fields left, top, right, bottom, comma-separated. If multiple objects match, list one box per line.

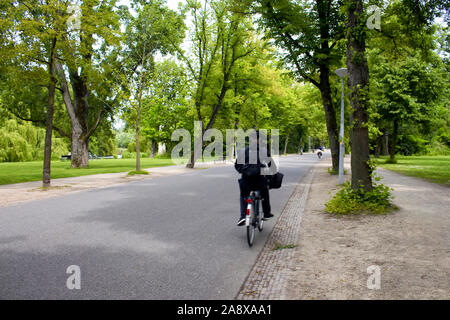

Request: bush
left=325, top=181, right=395, bottom=215
left=325, top=161, right=395, bottom=215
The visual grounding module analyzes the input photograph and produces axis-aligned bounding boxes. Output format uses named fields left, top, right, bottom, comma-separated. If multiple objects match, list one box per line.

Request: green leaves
left=325, top=180, right=395, bottom=215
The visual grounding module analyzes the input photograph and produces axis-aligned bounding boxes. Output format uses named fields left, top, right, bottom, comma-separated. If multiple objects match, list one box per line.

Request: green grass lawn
left=374, top=155, right=450, bottom=186
left=0, top=158, right=175, bottom=185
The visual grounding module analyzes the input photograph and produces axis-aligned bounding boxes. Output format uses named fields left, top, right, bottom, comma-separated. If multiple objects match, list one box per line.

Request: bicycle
left=244, top=190, right=264, bottom=247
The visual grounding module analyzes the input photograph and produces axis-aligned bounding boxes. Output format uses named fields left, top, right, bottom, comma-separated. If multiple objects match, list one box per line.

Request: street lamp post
left=334, top=68, right=348, bottom=185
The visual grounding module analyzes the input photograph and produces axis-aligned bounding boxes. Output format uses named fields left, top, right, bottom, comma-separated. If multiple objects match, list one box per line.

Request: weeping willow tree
left=0, top=119, right=69, bottom=162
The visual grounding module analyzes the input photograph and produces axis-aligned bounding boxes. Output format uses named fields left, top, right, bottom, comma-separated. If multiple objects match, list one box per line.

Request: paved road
left=0, top=154, right=319, bottom=299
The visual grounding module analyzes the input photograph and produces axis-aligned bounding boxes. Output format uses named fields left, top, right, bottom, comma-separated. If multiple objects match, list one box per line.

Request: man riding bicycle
left=234, top=130, right=277, bottom=226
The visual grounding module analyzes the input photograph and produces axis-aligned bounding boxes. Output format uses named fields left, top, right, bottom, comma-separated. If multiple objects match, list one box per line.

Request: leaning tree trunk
left=68, top=99, right=90, bottom=169
left=68, top=65, right=92, bottom=169
left=71, top=125, right=89, bottom=168
left=56, top=61, right=100, bottom=169
left=317, top=1, right=340, bottom=172
left=346, top=0, right=372, bottom=191
left=43, top=37, right=57, bottom=188
left=319, top=67, right=340, bottom=172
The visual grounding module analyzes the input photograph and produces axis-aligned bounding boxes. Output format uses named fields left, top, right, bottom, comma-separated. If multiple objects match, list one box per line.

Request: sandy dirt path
left=284, top=158, right=450, bottom=299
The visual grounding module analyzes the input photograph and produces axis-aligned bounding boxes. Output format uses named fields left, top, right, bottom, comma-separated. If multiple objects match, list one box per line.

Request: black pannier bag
left=267, top=172, right=284, bottom=189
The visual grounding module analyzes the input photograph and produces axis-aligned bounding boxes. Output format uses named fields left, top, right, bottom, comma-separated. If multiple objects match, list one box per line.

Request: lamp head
left=334, top=68, right=348, bottom=78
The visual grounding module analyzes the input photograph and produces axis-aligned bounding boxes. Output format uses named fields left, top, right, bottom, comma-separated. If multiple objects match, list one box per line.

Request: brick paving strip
left=236, top=167, right=316, bottom=300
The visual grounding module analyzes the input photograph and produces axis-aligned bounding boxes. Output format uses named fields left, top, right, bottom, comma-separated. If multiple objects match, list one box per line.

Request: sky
left=167, top=0, right=185, bottom=11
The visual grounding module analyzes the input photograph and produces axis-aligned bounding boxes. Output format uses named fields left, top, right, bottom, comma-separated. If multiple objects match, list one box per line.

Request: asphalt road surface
left=0, top=154, right=320, bottom=299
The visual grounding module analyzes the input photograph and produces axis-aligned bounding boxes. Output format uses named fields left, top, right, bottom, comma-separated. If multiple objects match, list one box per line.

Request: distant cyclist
left=317, top=146, right=323, bottom=159
left=234, top=130, right=277, bottom=226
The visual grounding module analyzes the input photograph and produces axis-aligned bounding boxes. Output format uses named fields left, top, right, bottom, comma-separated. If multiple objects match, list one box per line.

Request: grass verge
left=0, top=158, right=174, bottom=185
left=373, top=155, right=450, bottom=186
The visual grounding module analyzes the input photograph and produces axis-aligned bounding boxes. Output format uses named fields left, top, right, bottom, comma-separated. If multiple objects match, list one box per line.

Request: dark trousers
left=238, top=176, right=271, bottom=219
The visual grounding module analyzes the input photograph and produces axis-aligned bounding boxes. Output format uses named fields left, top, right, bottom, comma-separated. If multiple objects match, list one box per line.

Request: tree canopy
left=0, top=0, right=448, bottom=187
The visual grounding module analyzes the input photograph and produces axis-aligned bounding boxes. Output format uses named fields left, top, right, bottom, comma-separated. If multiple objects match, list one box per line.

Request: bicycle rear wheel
left=247, top=225, right=255, bottom=247
left=247, top=207, right=256, bottom=247
left=257, top=200, right=264, bottom=232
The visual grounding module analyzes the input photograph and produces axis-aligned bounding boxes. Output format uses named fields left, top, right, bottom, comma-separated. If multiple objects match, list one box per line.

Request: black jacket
left=234, top=146, right=276, bottom=177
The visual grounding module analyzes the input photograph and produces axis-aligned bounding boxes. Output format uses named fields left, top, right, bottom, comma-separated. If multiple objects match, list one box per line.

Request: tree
left=346, top=0, right=372, bottom=191
left=171, top=0, right=255, bottom=168
left=367, top=0, right=449, bottom=159
left=53, top=0, right=122, bottom=168
left=0, top=0, right=69, bottom=187
left=370, top=51, right=447, bottom=159
left=247, top=0, right=345, bottom=172
left=120, top=0, right=185, bottom=171
left=0, top=118, right=69, bottom=162
left=140, top=59, right=190, bottom=158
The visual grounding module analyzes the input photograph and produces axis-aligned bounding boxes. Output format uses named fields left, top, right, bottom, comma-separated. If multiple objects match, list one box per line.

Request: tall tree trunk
left=389, top=120, right=399, bottom=160
left=346, top=0, right=372, bottom=191
left=317, top=0, right=340, bottom=172
left=136, top=93, right=142, bottom=172
left=43, top=37, right=57, bottom=188
left=283, top=132, right=290, bottom=155
left=319, top=81, right=339, bottom=171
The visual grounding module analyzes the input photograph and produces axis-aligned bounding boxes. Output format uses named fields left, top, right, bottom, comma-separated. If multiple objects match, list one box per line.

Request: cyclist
left=234, top=130, right=277, bottom=226
left=317, top=146, right=323, bottom=159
